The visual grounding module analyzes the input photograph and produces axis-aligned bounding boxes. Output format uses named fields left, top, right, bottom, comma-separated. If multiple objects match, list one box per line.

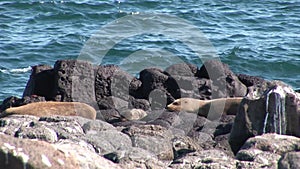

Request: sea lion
left=1, top=101, right=97, bottom=120
left=167, top=97, right=243, bottom=117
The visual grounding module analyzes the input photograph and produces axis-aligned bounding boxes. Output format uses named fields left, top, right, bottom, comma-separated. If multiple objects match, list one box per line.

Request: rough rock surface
left=278, top=151, right=300, bottom=169
left=197, top=60, right=248, bottom=98
left=22, top=64, right=55, bottom=100
left=1, top=59, right=300, bottom=168
left=229, top=81, right=300, bottom=154
left=0, top=133, right=81, bottom=169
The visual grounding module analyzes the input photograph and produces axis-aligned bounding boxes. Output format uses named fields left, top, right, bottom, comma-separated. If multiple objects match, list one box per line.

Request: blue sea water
left=0, top=0, right=299, bottom=101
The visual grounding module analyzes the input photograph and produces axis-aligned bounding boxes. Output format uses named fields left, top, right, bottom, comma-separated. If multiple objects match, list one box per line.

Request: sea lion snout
left=167, top=99, right=182, bottom=112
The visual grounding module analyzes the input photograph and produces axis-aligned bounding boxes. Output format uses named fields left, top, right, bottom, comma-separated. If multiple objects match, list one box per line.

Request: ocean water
left=0, top=0, right=299, bottom=101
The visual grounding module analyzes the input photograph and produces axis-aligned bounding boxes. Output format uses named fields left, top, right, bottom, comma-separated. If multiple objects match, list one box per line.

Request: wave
left=0, top=66, right=31, bottom=74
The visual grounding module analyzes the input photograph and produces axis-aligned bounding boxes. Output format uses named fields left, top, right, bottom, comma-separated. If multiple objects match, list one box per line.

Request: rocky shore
left=0, top=59, right=299, bottom=169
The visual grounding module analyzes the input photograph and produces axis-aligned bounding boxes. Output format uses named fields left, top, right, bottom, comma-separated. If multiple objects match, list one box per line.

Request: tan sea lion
left=167, top=97, right=243, bottom=117
left=1, top=101, right=97, bottom=120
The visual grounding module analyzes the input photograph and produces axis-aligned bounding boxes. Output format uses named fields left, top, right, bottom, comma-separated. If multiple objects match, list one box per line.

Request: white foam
left=0, top=66, right=31, bottom=74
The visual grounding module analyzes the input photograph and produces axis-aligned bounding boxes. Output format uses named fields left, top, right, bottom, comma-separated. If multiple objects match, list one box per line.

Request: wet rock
left=278, top=151, right=300, bottom=169
left=229, top=82, right=300, bottom=154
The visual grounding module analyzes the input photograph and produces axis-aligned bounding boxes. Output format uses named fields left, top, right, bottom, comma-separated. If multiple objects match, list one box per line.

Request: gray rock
left=97, top=96, right=128, bottom=110
left=22, top=64, right=55, bottom=100
left=170, top=150, right=236, bottom=169
left=95, top=65, right=130, bottom=100
left=104, top=147, right=168, bottom=169
left=124, top=124, right=174, bottom=160
left=128, top=96, right=151, bottom=111
left=54, top=139, right=121, bottom=169
left=82, top=119, right=116, bottom=134
left=172, top=135, right=203, bottom=159
left=148, top=110, right=180, bottom=129
left=229, top=82, right=300, bottom=154
left=0, top=134, right=80, bottom=169
left=239, top=134, right=300, bottom=156
left=278, top=151, right=300, bottom=169
left=54, top=60, right=97, bottom=105
left=86, top=130, right=132, bottom=155
left=165, top=63, right=198, bottom=77
left=197, top=60, right=247, bottom=98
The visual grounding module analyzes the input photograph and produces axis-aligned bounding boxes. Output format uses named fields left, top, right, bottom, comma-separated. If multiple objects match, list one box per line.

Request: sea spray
left=263, top=85, right=287, bottom=134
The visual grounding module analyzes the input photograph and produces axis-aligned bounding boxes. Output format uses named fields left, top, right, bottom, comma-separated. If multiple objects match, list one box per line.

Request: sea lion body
left=2, top=102, right=97, bottom=120
left=167, top=97, right=243, bottom=117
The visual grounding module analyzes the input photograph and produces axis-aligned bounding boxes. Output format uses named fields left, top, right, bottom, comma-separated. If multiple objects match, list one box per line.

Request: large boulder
left=123, top=124, right=174, bottom=160
left=53, top=60, right=96, bottom=105
left=22, top=60, right=98, bottom=106
left=278, top=151, right=300, bottom=169
left=236, top=134, right=300, bottom=168
left=229, top=81, right=300, bottom=154
left=197, top=60, right=247, bottom=98
left=0, top=134, right=81, bottom=169
left=22, top=64, right=55, bottom=100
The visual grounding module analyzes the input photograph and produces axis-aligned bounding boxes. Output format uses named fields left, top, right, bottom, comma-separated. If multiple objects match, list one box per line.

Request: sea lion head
left=167, top=98, right=200, bottom=113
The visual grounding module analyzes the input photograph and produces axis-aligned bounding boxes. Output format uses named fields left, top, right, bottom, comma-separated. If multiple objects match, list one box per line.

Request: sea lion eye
left=173, top=101, right=180, bottom=106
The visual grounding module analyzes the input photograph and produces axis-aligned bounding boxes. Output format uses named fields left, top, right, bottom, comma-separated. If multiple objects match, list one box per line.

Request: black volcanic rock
left=53, top=60, right=96, bottom=105
left=197, top=60, right=247, bottom=98
left=23, top=64, right=55, bottom=100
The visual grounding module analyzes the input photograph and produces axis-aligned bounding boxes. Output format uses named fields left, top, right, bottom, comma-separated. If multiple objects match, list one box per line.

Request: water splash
left=0, top=66, right=31, bottom=74
left=263, top=85, right=287, bottom=134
